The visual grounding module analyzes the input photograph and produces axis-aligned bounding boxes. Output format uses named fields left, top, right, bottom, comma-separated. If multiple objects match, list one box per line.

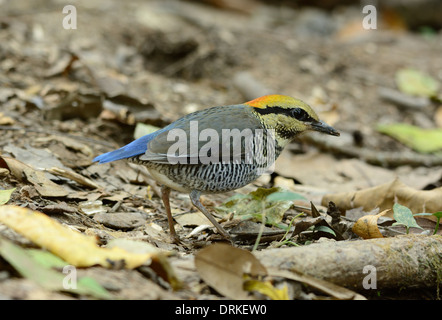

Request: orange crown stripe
left=244, top=94, right=290, bottom=108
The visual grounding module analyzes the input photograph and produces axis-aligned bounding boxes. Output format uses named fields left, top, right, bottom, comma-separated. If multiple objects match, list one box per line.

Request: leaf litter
left=0, top=0, right=441, bottom=300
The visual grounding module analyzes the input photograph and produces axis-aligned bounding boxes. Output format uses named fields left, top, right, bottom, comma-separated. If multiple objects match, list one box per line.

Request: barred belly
left=153, top=162, right=262, bottom=193
left=131, top=157, right=263, bottom=194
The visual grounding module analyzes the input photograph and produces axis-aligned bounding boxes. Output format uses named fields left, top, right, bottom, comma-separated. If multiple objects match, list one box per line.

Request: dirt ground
left=0, top=0, right=441, bottom=300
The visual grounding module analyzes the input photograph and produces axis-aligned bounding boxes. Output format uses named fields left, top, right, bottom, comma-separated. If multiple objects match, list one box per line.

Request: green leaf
left=215, top=187, right=297, bottom=225
left=433, top=211, right=442, bottom=219
left=415, top=212, right=442, bottom=235
left=266, top=191, right=306, bottom=202
left=418, top=26, right=437, bottom=38
left=377, top=123, right=442, bottom=153
left=0, top=188, right=15, bottom=205
left=134, top=123, right=160, bottom=139
left=392, top=203, right=423, bottom=231
left=396, top=68, right=439, bottom=97
left=313, top=225, right=336, bottom=236
left=27, top=249, right=69, bottom=269
left=75, top=276, right=114, bottom=299
left=0, top=238, right=113, bottom=299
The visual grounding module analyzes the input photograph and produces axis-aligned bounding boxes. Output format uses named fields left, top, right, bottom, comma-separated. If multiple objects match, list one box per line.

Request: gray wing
left=139, top=105, right=262, bottom=164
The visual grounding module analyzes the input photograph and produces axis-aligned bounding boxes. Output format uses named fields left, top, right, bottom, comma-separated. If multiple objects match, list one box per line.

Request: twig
left=378, top=87, right=431, bottom=110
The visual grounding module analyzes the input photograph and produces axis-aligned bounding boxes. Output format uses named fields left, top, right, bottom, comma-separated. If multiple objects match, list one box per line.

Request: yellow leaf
left=243, top=280, right=289, bottom=300
left=0, top=205, right=153, bottom=268
left=377, top=123, right=442, bottom=153
left=352, top=209, right=389, bottom=239
left=396, top=68, right=439, bottom=98
left=0, top=188, right=15, bottom=205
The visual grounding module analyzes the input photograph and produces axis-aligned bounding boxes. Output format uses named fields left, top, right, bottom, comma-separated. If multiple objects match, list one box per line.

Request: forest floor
left=0, top=0, right=441, bottom=300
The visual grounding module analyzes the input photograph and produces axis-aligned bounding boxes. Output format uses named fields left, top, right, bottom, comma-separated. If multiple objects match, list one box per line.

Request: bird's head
left=245, top=94, right=340, bottom=143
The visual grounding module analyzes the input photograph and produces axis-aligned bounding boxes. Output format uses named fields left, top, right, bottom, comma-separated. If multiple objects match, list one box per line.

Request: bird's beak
left=310, top=120, right=340, bottom=136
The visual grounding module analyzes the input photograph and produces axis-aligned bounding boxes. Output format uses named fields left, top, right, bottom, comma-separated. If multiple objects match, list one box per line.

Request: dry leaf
left=0, top=205, right=154, bottom=268
left=352, top=209, right=390, bottom=239
left=0, top=112, right=15, bottom=125
left=435, top=106, right=442, bottom=128
left=322, top=179, right=441, bottom=221
left=175, top=211, right=212, bottom=227
left=36, top=135, right=93, bottom=157
left=45, top=167, right=100, bottom=189
left=276, top=151, right=442, bottom=194
left=381, top=8, right=407, bottom=31
left=24, top=170, right=68, bottom=197
left=0, top=156, right=68, bottom=197
left=336, top=19, right=368, bottom=42
left=195, top=243, right=267, bottom=299
left=4, top=143, right=67, bottom=170
left=0, top=168, right=9, bottom=178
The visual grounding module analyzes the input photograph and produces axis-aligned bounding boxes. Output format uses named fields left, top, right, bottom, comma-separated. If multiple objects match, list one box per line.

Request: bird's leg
left=161, top=185, right=180, bottom=243
left=190, top=190, right=230, bottom=239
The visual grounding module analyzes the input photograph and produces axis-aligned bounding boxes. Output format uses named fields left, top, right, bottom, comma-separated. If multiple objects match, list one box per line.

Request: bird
left=93, top=94, right=340, bottom=242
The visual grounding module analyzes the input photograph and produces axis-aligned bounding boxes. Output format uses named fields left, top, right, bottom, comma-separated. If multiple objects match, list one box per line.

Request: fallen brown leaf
left=46, top=167, right=100, bottom=189
left=0, top=156, right=68, bottom=197
left=0, top=112, right=15, bottom=125
left=195, top=243, right=267, bottom=299
left=322, top=179, right=441, bottom=221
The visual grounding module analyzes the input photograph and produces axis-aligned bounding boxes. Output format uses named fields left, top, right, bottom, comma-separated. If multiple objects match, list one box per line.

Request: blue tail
left=93, top=132, right=157, bottom=164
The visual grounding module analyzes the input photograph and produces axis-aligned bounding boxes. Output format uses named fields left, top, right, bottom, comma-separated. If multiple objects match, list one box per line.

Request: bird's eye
left=291, top=108, right=311, bottom=122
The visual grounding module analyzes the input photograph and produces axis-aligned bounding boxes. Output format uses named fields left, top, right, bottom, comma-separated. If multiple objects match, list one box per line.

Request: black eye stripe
left=291, top=108, right=312, bottom=121
left=253, top=106, right=314, bottom=122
